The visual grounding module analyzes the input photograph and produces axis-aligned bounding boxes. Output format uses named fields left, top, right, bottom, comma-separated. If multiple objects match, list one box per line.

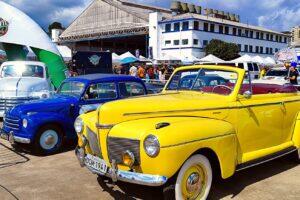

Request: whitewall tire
left=175, top=154, right=212, bottom=200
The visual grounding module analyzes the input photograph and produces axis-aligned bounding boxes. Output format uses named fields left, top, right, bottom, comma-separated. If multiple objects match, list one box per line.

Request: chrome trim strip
left=13, top=136, right=31, bottom=144
left=236, top=147, right=297, bottom=172
left=123, top=99, right=300, bottom=116
left=3, top=125, right=19, bottom=130
left=161, top=133, right=235, bottom=148
left=96, top=123, right=114, bottom=129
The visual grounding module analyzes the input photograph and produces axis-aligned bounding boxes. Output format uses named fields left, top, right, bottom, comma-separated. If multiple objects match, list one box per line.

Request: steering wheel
left=212, top=85, right=233, bottom=93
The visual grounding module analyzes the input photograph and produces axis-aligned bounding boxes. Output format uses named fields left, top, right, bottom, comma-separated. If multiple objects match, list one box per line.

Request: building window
left=279, top=36, right=282, bottom=42
left=238, top=44, right=242, bottom=51
left=194, top=21, right=199, bottom=30
left=270, top=34, right=274, bottom=41
left=260, top=32, right=264, bottom=40
left=204, top=23, right=209, bottom=31
left=174, top=22, right=180, bottom=31
left=245, top=30, right=249, bottom=37
left=174, top=40, right=180, bottom=45
left=250, top=31, right=253, bottom=38
left=203, top=40, right=208, bottom=47
left=193, top=39, right=199, bottom=45
left=266, top=33, right=270, bottom=40
left=260, top=46, right=263, bottom=53
left=249, top=45, right=253, bottom=53
left=275, top=48, right=279, bottom=52
left=266, top=47, right=269, bottom=54
left=276, top=35, right=279, bottom=42
left=165, top=24, right=171, bottom=32
left=233, top=28, right=237, bottom=36
left=182, top=21, right=189, bottom=30
left=225, top=26, right=229, bottom=34
left=219, top=25, right=223, bottom=34
left=270, top=48, right=273, bottom=54
left=182, top=39, right=189, bottom=45
left=165, top=40, right=171, bottom=45
left=284, top=37, right=287, bottom=43
left=238, top=29, right=242, bottom=36
left=244, top=45, right=248, bottom=52
left=210, top=24, right=215, bottom=32
left=256, top=46, right=259, bottom=53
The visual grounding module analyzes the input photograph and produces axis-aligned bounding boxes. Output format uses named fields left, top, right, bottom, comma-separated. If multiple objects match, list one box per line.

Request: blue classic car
left=0, top=74, right=147, bottom=154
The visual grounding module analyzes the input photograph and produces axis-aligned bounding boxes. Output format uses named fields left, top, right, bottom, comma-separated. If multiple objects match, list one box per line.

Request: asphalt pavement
left=0, top=140, right=299, bottom=200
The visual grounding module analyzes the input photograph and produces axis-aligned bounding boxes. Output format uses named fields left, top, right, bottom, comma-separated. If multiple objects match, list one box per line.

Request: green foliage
left=48, top=22, right=63, bottom=33
left=204, top=39, right=240, bottom=61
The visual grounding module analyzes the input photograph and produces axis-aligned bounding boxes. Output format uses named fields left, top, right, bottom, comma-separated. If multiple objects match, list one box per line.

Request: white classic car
left=0, top=61, right=52, bottom=117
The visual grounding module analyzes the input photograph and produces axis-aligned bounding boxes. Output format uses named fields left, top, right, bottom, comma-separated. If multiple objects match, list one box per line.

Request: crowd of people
left=113, top=64, right=174, bottom=83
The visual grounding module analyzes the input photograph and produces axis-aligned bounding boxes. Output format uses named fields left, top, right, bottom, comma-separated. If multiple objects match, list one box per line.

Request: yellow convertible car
left=75, top=65, right=300, bottom=200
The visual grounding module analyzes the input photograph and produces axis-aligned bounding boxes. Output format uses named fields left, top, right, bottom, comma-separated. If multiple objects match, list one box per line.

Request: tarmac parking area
left=0, top=139, right=299, bottom=200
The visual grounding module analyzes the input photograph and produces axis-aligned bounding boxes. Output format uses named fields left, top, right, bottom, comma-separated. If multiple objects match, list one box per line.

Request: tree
left=204, top=39, right=240, bottom=61
left=48, top=22, right=63, bottom=33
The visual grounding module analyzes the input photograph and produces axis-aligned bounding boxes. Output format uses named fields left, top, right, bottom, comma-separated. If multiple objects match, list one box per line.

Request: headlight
left=22, top=119, right=28, bottom=128
left=143, top=135, right=160, bottom=157
left=74, top=117, right=84, bottom=134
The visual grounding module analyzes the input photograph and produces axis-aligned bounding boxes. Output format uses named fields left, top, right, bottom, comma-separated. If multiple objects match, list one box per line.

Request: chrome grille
left=0, top=97, right=39, bottom=112
left=107, top=137, right=140, bottom=165
left=3, top=115, right=20, bottom=131
left=86, top=127, right=102, bottom=158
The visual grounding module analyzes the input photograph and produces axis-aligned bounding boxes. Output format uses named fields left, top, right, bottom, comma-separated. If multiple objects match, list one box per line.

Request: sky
left=2, top=0, right=300, bottom=32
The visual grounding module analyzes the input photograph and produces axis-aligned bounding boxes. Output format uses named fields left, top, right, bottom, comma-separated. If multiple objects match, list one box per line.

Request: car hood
left=8, top=94, right=78, bottom=116
left=0, top=77, right=49, bottom=97
left=99, top=91, right=230, bottom=125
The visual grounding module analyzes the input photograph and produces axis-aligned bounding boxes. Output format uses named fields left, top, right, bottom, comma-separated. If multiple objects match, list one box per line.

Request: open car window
left=119, top=82, right=146, bottom=98
left=166, top=68, right=238, bottom=96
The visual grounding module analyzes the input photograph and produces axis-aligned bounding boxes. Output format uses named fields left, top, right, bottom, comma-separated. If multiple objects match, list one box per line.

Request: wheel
left=34, top=125, right=63, bottom=155
left=174, top=154, right=212, bottom=200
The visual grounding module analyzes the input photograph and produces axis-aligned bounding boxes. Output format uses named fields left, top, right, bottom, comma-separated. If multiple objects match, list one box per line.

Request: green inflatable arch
left=0, top=1, right=67, bottom=88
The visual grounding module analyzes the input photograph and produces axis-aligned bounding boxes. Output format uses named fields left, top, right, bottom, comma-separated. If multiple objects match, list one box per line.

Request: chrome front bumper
left=0, top=131, right=31, bottom=144
left=75, top=147, right=168, bottom=187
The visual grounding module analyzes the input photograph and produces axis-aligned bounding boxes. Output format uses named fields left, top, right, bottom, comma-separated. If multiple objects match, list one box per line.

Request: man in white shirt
left=129, top=65, right=138, bottom=77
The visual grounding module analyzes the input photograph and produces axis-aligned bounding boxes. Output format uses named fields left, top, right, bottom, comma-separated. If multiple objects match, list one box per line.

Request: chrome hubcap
left=186, top=172, right=203, bottom=195
left=40, top=130, right=58, bottom=150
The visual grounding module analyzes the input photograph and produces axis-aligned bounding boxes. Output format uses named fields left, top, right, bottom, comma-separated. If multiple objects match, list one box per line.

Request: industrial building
left=60, top=0, right=290, bottom=61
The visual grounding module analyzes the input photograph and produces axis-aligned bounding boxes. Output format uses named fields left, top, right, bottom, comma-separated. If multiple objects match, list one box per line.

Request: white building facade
left=149, top=12, right=289, bottom=61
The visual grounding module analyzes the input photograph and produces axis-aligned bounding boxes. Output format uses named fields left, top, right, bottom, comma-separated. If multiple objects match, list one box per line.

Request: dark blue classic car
left=0, top=74, right=147, bottom=154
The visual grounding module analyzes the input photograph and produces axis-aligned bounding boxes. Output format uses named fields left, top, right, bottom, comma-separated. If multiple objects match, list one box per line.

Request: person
left=288, top=64, right=299, bottom=85
left=129, top=64, right=137, bottom=77
left=137, top=65, right=146, bottom=79
left=260, top=66, right=267, bottom=78
left=147, top=66, right=155, bottom=79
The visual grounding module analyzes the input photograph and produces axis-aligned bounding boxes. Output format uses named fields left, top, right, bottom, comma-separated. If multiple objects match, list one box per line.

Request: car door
left=236, top=82, right=284, bottom=162
left=79, top=82, right=118, bottom=114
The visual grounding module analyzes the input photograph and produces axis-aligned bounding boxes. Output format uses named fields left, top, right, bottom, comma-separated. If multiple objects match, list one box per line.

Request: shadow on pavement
left=0, top=142, right=30, bottom=169
left=96, top=154, right=298, bottom=200
left=97, top=176, right=164, bottom=200
left=209, top=154, right=298, bottom=200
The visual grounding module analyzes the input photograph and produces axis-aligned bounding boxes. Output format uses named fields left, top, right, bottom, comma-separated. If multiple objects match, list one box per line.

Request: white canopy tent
left=112, top=53, right=121, bottom=64
left=159, top=54, right=181, bottom=61
left=252, top=55, right=265, bottom=64
left=57, top=45, right=72, bottom=62
left=119, top=51, right=136, bottom=60
left=139, top=55, right=151, bottom=62
left=264, top=57, right=276, bottom=65
left=231, top=54, right=253, bottom=62
left=198, top=54, right=225, bottom=63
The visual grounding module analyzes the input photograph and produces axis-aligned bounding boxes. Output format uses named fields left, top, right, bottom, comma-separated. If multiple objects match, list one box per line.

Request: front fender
left=109, top=117, right=237, bottom=179
left=25, top=112, right=74, bottom=139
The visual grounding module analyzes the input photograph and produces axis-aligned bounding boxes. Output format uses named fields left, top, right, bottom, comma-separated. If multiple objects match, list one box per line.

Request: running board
left=236, top=146, right=297, bottom=172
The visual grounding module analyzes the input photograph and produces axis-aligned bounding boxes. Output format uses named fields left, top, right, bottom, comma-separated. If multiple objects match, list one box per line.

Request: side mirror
left=243, top=90, right=252, bottom=99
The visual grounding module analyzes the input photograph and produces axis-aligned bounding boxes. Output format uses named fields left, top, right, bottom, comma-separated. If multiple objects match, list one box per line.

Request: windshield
left=57, top=81, right=86, bottom=97
left=1, top=64, right=44, bottom=78
left=266, top=70, right=288, bottom=77
left=166, top=68, right=238, bottom=96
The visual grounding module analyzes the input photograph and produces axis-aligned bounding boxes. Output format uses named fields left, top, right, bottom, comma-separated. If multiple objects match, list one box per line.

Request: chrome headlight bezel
left=22, top=118, right=28, bottom=128
left=74, top=117, right=84, bottom=134
left=143, top=134, right=160, bottom=158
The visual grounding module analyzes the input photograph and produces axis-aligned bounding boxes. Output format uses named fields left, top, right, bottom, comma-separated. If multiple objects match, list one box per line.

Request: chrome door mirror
left=243, top=90, right=252, bottom=99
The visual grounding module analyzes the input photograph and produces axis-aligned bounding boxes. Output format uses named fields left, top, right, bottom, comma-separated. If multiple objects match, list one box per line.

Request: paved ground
left=0, top=139, right=299, bottom=200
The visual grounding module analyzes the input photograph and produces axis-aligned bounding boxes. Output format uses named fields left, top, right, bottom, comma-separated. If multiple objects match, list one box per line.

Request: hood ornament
left=156, top=122, right=170, bottom=129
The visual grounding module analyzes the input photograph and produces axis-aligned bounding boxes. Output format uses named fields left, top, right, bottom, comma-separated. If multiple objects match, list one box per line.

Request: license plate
left=85, top=154, right=108, bottom=174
